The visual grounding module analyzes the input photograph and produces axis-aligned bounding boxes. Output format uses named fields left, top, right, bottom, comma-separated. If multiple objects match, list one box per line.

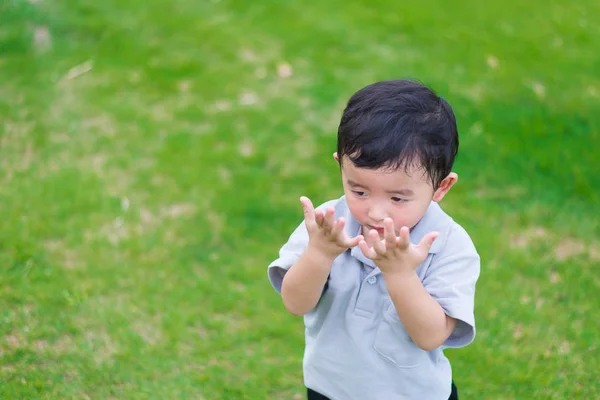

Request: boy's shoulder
left=419, top=202, right=478, bottom=257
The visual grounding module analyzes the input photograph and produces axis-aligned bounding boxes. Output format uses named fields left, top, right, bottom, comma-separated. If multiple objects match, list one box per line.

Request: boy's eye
left=353, top=191, right=366, bottom=197
left=391, top=197, right=406, bottom=203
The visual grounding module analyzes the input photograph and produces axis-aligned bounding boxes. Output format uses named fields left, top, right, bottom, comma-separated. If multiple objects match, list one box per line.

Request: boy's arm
left=383, top=270, right=457, bottom=351
left=277, top=196, right=364, bottom=316
left=281, top=246, right=335, bottom=316
left=360, top=220, right=478, bottom=351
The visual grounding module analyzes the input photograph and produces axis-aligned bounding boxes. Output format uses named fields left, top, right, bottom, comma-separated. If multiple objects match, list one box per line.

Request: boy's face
left=335, top=154, right=457, bottom=242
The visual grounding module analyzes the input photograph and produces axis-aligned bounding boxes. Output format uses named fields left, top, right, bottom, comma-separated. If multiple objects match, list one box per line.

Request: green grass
left=1, top=0, right=599, bottom=398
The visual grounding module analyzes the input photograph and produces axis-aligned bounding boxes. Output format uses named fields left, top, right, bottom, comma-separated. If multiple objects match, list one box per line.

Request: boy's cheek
left=347, top=202, right=366, bottom=224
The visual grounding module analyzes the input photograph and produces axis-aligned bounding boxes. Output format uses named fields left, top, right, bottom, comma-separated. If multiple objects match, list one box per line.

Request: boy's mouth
left=367, top=225, right=385, bottom=234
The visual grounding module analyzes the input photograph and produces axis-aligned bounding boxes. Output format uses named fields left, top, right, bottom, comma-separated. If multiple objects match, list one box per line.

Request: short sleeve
left=267, top=220, right=309, bottom=293
left=422, top=224, right=481, bottom=349
left=267, top=199, right=341, bottom=294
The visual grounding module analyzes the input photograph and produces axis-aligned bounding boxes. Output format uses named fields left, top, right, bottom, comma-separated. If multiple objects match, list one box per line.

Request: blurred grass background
left=1, top=0, right=599, bottom=398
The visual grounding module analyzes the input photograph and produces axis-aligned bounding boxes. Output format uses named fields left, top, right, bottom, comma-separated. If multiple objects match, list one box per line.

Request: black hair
left=337, top=80, right=458, bottom=189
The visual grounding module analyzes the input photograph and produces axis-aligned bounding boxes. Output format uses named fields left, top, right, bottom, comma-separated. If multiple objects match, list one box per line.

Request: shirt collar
left=408, top=201, right=447, bottom=254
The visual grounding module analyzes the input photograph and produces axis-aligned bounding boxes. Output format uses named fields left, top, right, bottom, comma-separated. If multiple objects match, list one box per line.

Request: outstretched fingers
left=330, top=216, right=345, bottom=238
left=315, top=209, right=324, bottom=227
left=347, top=233, right=365, bottom=247
left=322, top=207, right=336, bottom=232
left=384, top=218, right=397, bottom=249
left=300, top=199, right=364, bottom=250
left=396, top=226, right=411, bottom=248
left=417, top=231, right=439, bottom=253
left=369, top=229, right=387, bottom=255
left=359, top=239, right=377, bottom=259
left=300, top=196, right=316, bottom=228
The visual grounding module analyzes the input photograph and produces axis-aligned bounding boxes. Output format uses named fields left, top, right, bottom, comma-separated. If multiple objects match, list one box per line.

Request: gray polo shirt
left=268, top=196, right=480, bottom=400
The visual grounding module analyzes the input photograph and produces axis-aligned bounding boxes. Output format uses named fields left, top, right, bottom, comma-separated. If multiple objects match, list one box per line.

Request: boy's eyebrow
left=346, top=179, right=365, bottom=188
left=386, top=189, right=415, bottom=196
left=346, top=179, right=415, bottom=196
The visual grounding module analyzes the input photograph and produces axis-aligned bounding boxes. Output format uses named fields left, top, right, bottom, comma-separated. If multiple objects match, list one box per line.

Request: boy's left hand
left=359, top=218, right=439, bottom=276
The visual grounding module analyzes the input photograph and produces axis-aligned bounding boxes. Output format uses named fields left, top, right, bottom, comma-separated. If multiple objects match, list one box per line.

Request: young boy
left=267, top=80, right=480, bottom=400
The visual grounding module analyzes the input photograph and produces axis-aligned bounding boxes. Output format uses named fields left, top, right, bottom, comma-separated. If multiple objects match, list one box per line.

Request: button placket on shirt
left=353, top=272, right=383, bottom=316
left=351, top=246, right=382, bottom=317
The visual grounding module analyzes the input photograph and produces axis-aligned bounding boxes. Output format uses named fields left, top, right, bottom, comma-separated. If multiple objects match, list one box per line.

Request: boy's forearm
left=281, top=245, right=336, bottom=316
left=383, top=271, right=456, bottom=351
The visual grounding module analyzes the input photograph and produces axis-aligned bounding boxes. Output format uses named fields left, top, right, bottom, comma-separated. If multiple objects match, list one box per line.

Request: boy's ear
left=333, top=152, right=340, bottom=163
left=432, top=173, right=458, bottom=202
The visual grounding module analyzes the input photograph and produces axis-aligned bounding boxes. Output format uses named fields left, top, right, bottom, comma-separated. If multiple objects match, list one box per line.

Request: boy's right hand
left=300, top=196, right=364, bottom=259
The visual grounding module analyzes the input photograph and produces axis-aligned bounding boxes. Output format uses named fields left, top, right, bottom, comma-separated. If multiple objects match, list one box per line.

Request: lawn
left=1, top=0, right=599, bottom=398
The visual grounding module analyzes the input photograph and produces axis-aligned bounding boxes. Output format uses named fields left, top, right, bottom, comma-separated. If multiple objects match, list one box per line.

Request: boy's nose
left=367, top=206, right=386, bottom=223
